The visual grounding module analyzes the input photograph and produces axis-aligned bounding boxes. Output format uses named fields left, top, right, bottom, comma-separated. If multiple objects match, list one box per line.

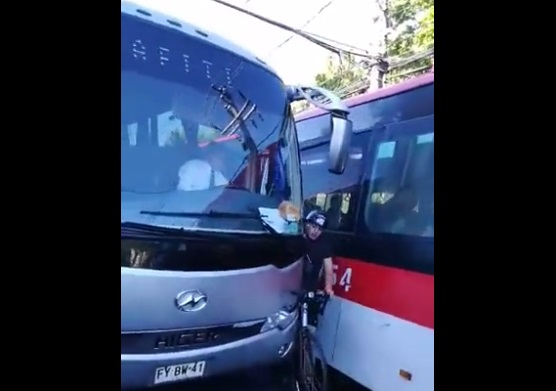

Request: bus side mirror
left=328, top=114, right=352, bottom=174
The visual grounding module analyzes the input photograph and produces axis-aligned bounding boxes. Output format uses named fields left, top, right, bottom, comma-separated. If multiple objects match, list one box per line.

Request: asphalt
left=135, top=365, right=296, bottom=391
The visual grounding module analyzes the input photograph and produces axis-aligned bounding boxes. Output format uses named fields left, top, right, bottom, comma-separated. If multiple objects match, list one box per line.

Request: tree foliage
left=308, top=0, right=434, bottom=99
left=386, top=0, right=434, bottom=82
left=291, top=100, right=310, bottom=115
left=314, top=53, right=365, bottom=93
left=164, top=125, right=222, bottom=147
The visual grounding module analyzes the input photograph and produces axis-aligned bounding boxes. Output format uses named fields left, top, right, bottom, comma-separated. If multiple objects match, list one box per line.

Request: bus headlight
left=260, top=309, right=297, bottom=333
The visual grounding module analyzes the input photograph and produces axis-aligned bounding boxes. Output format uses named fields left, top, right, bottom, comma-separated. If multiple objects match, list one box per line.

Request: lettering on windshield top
left=130, top=39, right=236, bottom=87
left=203, top=60, right=212, bottom=79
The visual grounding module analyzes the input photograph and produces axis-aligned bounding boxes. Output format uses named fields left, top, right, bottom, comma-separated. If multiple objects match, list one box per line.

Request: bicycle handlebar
left=290, top=290, right=330, bottom=315
left=290, top=289, right=328, bottom=300
left=313, top=291, right=330, bottom=315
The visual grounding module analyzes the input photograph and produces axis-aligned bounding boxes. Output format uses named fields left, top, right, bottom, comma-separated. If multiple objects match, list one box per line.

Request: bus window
left=364, top=126, right=434, bottom=237
left=304, top=191, right=355, bottom=231
left=348, top=83, right=434, bottom=132
left=123, top=123, right=138, bottom=146
left=156, top=111, right=223, bottom=147
left=297, top=83, right=434, bottom=138
left=296, top=115, right=330, bottom=144
left=301, top=132, right=369, bottom=232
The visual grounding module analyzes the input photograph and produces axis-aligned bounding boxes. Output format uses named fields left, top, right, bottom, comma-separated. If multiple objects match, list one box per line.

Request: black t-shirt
left=302, top=237, right=332, bottom=291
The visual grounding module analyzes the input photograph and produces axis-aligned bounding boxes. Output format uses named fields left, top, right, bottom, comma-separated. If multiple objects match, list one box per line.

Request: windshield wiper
left=121, top=221, right=189, bottom=237
left=210, top=85, right=260, bottom=193
left=121, top=221, right=239, bottom=239
left=122, top=220, right=206, bottom=234
left=139, top=210, right=280, bottom=236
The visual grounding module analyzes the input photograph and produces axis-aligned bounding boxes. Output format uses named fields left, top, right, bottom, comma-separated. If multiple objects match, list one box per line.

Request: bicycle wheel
left=297, top=328, right=328, bottom=391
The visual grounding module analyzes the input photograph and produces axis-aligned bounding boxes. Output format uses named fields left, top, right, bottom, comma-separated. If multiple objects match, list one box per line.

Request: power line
left=298, top=31, right=371, bottom=53
left=389, top=47, right=434, bottom=68
left=209, top=0, right=377, bottom=60
left=271, top=0, right=336, bottom=53
left=210, top=0, right=433, bottom=97
left=387, top=64, right=432, bottom=80
left=334, top=47, right=434, bottom=98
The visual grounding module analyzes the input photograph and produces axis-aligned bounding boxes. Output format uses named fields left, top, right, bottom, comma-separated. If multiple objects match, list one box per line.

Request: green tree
left=290, top=53, right=366, bottom=114
left=164, top=124, right=221, bottom=147
left=386, top=0, right=434, bottom=82
left=291, top=100, right=310, bottom=115
left=165, top=128, right=186, bottom=146
left=310, top=0, right=434, bottom=99
left=313, top=53, right=367, bottom=98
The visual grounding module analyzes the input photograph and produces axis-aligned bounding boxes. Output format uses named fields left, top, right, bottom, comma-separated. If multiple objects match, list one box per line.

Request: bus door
left=332, top=114, right=434, bottom=391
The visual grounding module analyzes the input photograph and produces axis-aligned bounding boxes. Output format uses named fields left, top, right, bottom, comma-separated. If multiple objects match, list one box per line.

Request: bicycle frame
left=301, top=300, right=309, bottom=328
left=299, top=291, right=328, bottom=329
left=296, top=290, right=330, bottom=391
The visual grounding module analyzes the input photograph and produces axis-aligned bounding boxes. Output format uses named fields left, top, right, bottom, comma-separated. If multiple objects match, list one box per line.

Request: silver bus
left=121, top=1, right=353, bottom=389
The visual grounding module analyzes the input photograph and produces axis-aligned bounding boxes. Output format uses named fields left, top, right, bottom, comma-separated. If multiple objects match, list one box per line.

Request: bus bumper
left=121, top=318, right=298, bottom=389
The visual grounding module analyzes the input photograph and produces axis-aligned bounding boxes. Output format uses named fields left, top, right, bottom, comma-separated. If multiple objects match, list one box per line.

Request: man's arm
left=323, top=257, right=334, bottom=295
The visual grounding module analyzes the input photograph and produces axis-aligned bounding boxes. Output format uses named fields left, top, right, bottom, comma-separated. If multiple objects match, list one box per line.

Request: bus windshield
left=121, top=14, right=301, bottom=233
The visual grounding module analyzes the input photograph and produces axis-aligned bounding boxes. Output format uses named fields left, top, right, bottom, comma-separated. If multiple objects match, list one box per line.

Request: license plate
left=154, top=361, right=206, bottom=384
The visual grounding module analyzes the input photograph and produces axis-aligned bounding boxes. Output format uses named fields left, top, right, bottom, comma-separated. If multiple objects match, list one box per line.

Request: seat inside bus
left=368, top=131, right=434, bottom=236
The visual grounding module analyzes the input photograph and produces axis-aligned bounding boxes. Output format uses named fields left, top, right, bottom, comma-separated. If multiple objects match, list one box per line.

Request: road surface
left=134, top=365, right=296, bottom=391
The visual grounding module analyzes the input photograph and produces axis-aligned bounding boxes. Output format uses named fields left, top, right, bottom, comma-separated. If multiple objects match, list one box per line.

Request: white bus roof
left=121, top=1, right=278, bottom=76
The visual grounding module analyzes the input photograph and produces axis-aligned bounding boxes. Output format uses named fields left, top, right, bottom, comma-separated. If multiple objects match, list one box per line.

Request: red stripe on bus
left=333, top=257, right=434, bottom=329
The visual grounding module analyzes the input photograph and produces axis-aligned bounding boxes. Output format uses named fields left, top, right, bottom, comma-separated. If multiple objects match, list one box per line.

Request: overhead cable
left=271, top=0, right=336, bottom=53
left=334, top=47, right=434, bottom=98
left=209, top=0, right=377, bottom=59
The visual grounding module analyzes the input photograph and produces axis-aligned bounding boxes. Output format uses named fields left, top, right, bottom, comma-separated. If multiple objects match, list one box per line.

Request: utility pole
left=367, top=0, right=393, bottom=90
left=368, top=58, right=389, bottom=90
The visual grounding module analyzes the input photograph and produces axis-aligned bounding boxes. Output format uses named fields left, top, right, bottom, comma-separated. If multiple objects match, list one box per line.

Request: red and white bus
left=295, top=73, right=434, bottom=391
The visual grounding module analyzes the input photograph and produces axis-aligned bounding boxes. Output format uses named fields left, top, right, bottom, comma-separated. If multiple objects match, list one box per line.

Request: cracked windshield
left=121, top=15, right=301, bottom=233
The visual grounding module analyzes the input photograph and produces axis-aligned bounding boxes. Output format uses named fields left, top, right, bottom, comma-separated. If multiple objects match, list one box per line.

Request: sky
left=130, top=0, right=384, bottom=85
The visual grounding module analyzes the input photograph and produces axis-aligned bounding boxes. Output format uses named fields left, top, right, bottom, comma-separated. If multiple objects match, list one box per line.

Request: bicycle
left=294, top=290, right=330, bottom=391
